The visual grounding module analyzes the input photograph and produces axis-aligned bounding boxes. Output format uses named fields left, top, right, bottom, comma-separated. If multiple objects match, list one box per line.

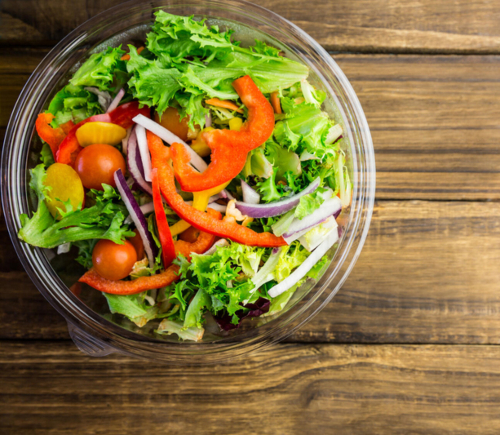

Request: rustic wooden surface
left=1, top=1, right=500, bottom=433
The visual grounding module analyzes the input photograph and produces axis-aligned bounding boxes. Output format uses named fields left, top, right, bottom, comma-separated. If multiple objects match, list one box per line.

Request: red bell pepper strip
left=60, top=120, right=75, bottom=134
left=171, top=75, right=275, bottom=192
left=35, top=113, right=68, bottom=157
left=56, top=101, right=150, bottom=166
left=148, top=130, right=286, bottom=248
left=79, top=265, right=180, bottom=295
left=151, top=167, right=177, bottom=268
left=174, top=208, right=222, bottom=261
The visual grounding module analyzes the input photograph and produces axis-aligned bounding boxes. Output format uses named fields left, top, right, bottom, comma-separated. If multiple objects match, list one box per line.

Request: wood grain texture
left=2, top=201, right=499, bottom=344
left=1, top=341, right=500, bottom=434
left=2, top=51, right=500, bottom=200
left=2, top=0, right=500, bottom=53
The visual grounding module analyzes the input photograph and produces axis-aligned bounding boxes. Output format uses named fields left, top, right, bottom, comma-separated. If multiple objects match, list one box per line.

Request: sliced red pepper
left=35, top=113, right=68, bottom=157
left=151, top=167, right=176, bottom=267
left=174, top=208, right=222, bottom=261
left=79, top=265, right=180, bottom=295
left=59, top=120, right=75, bottom=135
left=56, top=101, right=150, bottom=166
left=171, top=75, right=275, bottom=192
left=148, top=130, right=286, bottom=248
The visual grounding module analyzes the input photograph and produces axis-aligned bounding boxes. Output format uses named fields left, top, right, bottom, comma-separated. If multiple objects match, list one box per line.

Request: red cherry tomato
left=74, top=144, right=126, bottom=190
left=128, top=231, right=145, bottom=260
left=92, top=239, right=137, bottom=281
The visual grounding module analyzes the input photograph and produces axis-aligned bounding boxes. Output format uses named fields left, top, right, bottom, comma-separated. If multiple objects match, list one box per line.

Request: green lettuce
left=47, top=84, right=103, bottom=126
left=18, top=166, right=134, bottom=249
left=126, top=11, right=309, bottom=128
left=104, top=293, right=158, bottom=327
left=70, top=47, right=127, bottom=92
left=294, top=190, right=325, bottom=220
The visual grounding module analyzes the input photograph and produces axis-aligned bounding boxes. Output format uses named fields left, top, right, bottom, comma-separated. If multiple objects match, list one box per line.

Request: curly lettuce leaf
left=104, top=293, right=158, bottom=327
left=70, top=47, right=126, bottom=92
left=18, top=166, right=134, bottom=249
left=47, top=84, right=103, bottom=126
left=294, top=190, right=325, bottom=220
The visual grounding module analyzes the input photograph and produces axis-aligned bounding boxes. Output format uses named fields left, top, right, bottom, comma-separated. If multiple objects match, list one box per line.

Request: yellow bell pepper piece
left=169, top=181, right=230, bottom=236
left=76, top=122, right=127, bottom=147
left=190, top=127, right=213, bottom=157
left=229, top=117, right=243, bottom=131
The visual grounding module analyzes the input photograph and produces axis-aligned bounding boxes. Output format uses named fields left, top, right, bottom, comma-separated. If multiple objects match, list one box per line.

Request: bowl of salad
left=2, top=0, right=375, bottom=363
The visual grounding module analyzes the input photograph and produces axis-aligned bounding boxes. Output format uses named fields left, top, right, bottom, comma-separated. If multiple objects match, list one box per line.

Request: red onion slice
left=127, top=127, right=152, bottom=195
left=241, top=180, right=260, bottom=204
left=114, top=168, right=157, bottom=267
left=133, top=114, right=207, bottom=172
left=106, top=88, right=125, bottom=113
left=235, top=177, right=320, bottom=218
left=124, top=203, right=154, bottom=224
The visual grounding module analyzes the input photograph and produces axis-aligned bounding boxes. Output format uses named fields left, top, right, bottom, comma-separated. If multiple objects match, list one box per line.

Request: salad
left=18, top=12, right=351, bottom=341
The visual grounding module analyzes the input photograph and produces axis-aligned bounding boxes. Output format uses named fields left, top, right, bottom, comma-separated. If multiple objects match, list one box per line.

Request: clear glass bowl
left=1, top=0, right=375, bottom=363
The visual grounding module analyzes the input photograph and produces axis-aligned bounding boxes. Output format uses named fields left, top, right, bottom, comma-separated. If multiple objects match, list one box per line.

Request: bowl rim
left=1, top=0, right=375, bottom=362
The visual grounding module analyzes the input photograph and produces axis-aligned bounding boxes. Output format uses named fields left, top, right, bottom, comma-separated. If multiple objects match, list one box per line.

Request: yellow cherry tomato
left=229, top=117, right=243, bottom=131
left=44, top=163, right=85, bottom=219
left=76, top=122, right=127, bottom=147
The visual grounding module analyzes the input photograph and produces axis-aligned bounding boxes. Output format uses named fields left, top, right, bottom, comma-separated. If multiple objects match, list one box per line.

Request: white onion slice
left=133, top=114, right=207, bottom=172
left=268, top=229, right=338, bottom=298
left=57, top=243, right=71, bottom=255
left=325, top=124, right=343, bottom=144
left=283, top=196, right=342, bottom=241
left=127, top=127, right=152, bottom=195
left=135, top=125, right=152, bottom=182
left=122, top=127, right=132, bottom=155
left=241, top=180, right=260, bottom=204
left=106, top=88, right=125, bottom=113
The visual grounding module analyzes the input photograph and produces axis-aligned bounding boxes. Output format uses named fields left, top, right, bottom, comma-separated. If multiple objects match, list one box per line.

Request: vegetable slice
left=113, top=168, right=157, bottom=267
left=268, top=230, right=338, bottom=298
left=147, top=130, right=286, bottom=247
left=151, top=168, right=176, bottom=267
left=241, top=180, right=260, bottom=204
left=205, top=98, right=243, bottom=113
left=106, top=88, right=125, bottom=113
left=235, top=177, right=320, bottom=218
left=171, top=75, right=275, bottom=192
left=35, top=113, right=68, bottom=157
left=79, top=265, right=180, bottom=295
left=126, top=127, right=152, bottom=195
left=133, top=114, right=207, bottom=172
left=135, top=125, right=152, bottom=182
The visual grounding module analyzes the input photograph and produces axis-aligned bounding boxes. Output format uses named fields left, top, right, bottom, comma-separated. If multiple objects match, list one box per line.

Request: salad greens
left=19, top=11, right=350, bottom=342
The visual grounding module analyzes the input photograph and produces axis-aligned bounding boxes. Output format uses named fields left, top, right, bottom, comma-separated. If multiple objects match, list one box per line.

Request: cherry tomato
left=155, top=108, right=190, bottom=142
left=128, top=231, right=145, bottom=260
left=179, top=226, right=200, bottom=243
left=92, top=239, right=137, bottom=281
left=74, top=144, right=126, bottom=190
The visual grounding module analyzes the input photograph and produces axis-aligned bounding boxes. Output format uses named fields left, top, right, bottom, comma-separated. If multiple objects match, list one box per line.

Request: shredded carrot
left=270, top=91, right=282, bottom=114
left=205, top=98, right=243, bottom=114
left=121, top=46, right=144, bottom=61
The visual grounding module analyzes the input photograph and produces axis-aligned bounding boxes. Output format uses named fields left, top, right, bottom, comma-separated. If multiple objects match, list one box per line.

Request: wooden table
left=2, top=1, right=500, bottom=433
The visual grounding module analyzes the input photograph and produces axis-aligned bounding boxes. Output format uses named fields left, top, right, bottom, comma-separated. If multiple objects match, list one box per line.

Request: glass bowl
left=1, top=0, right=375, bottom=363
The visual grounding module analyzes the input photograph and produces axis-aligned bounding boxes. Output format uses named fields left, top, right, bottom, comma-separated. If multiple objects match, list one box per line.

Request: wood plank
left=2, top=0, right=500, bottom=53
left=2, top=52, right=500, bottom=199
left=2, top=200, right=500, bottom=344
left=1, top=341, right=500, bottom=434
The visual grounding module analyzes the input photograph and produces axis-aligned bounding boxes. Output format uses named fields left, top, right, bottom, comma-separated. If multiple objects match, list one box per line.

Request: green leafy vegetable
left=70, top=47, right=127, bottom=92
left=104, top=293, right=158, bottom=327
left=126, top=11, right=309, bottom=128
left=40, top=143, right=55, bottom=166
left=294, top=190, right=325, bottom=220
left=47, top=84, right=104, bottom=126
left=18, top=166, right=134, bottom=249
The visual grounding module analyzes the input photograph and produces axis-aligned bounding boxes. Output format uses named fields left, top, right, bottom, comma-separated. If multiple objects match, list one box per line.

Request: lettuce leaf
left=70, top=47, right=127, bottom=92
left=47, top=84, right=103, bottom=126
left=126, top=11, right=309, bottom=128
left=104, top=293, right=158, bottom=327
left=294, top=190, right=325, bottom=220
left=18, top=166, right=134, bottom=249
